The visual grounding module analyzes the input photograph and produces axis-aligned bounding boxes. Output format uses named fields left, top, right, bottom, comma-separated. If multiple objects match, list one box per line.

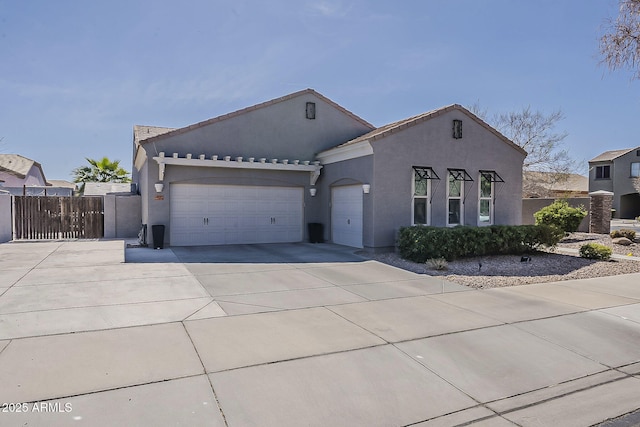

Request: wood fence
left=13, top=196, right=104, bottom=239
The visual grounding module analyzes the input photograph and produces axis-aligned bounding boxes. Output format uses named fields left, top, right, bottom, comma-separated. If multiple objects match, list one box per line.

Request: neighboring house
left=0, top=154, right=75, bottom=196
left=133, top=89, right=526, bottom=251
left=522, top=171, right=589, bottom=198
left=0, top=154, right=48, bottom=187
left=589, top=147, right=640, bottom=219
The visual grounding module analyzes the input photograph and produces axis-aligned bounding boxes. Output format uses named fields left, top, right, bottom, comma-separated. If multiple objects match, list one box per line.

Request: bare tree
left=600, top=0, right=640, bottom=79
left=492, top=107, right=573, bottom=172
left=469, top=103, right=578, bottom=198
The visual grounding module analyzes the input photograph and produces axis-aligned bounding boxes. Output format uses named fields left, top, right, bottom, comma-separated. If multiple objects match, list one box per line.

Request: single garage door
left=331, top=185, right=363, bottom=248
left=170, top=184, right=303, bottom=246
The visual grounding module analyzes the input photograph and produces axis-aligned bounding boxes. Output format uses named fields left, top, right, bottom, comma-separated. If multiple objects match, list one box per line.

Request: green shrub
left=533, top=200, right=587, bottom=233
left=579, top=243, right=612, bottom=260
left=610, top=229, right=636, bottom=240
left=397, top=225, right=563, bottom=263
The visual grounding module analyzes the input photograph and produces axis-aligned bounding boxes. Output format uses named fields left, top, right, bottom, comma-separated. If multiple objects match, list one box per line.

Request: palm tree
left=73, top=157, right=131, bottom=194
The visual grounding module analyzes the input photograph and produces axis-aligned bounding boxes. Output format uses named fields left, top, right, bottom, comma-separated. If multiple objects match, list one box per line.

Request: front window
left=447, top=171, right=464, bottom=226
left=412, top=168, right=432, bottom=225
left=631, top=162, right=640, bottom=177
left=596, top=165, right=611, bottom=179
left=478, top=173, right=494, bottom=225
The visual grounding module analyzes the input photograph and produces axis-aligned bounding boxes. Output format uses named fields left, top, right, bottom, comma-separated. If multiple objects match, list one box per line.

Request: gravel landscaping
left=366, top=231, right=640, bottom=289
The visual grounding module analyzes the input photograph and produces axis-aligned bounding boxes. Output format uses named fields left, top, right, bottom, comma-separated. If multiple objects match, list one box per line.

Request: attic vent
left=452, top=120, right=462, bottom=139
left=306, top=102, right=316, bottom=120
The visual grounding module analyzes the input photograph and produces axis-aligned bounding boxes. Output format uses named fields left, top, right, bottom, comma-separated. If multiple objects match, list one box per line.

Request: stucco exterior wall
left=138, top=92, right=372, bottom=247
left=104, top=195, right=142, bottom=238
left=0, top=195, right=12, bottom=243
left=370, top=110, right=525, bottom=249
left=589, top=148, right=640, bottom=217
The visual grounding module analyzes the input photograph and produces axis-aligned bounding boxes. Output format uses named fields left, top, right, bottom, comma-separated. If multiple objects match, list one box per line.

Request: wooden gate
left=13, top=196, right=104, bottom=239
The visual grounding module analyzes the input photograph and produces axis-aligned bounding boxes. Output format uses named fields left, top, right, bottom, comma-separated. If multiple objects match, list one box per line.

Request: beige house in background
left=0, top=154, right=48, bottom=187
left=522, top=171, right=588, bottom=199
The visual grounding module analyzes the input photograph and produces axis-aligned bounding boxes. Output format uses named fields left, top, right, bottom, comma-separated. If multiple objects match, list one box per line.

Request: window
left=452, top=120, right=462, bottom=139
left=305, top=102, right=316, bottom=119
left=632, top=162, right=640, bottom=177
left=478, top=171, right=500, bottom=225
left=595, top=165, right=610, bottom=179
left=447, top=171, right=463, bottom=225
left=412, top=167, right=438, bottom=225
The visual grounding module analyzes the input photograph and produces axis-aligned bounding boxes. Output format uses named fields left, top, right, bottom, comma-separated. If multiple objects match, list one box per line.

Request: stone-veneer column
left=589, top=190, right=614, bottom=234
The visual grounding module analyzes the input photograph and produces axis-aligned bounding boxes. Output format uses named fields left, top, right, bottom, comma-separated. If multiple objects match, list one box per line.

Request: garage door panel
left=331, top=185, right=363, bottom=248
left=170, top=184, right=303, bottom=246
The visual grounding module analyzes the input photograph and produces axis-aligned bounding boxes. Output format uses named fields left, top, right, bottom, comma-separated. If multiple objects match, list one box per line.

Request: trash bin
left=151, top=224, right=165, bottom=249
left=308, top=223, right=324, bottom=243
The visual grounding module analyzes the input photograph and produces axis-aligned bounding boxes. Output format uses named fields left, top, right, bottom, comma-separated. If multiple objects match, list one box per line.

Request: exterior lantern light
left=309, top=188, right=317, bottom=197
left=154, top=183, right=164, bottom=193
left=362, top=184, right=371, bottom=194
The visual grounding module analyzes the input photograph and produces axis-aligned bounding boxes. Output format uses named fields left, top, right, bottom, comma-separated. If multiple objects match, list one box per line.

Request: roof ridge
left=325, top=104, right=526, bottom=157
left=139, top=89, right=374, bottom=145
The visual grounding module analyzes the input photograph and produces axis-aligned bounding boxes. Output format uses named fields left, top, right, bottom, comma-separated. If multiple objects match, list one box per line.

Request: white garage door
left=170, top=184, right=303, bottom=246
left=331, top=185, right=363, bottom=248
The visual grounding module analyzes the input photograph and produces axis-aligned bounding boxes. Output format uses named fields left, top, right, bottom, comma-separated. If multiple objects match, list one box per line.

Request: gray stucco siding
left=589, top=148, right=640, bottom=216
left=137, top=92, right=374, bottom=246
left=369, top=111, right=524, bottom=248
left=142, top=94, right=372, bottom=163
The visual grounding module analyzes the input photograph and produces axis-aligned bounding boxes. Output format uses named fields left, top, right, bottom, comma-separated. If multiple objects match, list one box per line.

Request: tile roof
left=137, top=89, right=375, bottom=145
left=327, top=104, right=527, bottom=155
left=523, top=171, right=589, bottom=192
left=133, top=125, right=176, bottom=145
left=0, top=154, right=43, bottom=179
left=589, top=148, right=636, bottom=162
left=47, top=179, right=77, bottom=189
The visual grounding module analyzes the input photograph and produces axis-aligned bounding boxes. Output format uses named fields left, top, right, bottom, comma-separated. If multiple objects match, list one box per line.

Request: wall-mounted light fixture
left=309, top=187, right=317, bottom=197
left=154, top=183, right=164, bottom=193
left=362, top=184, right=371, bottom=194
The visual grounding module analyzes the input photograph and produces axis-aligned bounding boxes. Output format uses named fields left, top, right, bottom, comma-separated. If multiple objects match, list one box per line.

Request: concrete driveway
left=1, top=240, right=640, bottom=426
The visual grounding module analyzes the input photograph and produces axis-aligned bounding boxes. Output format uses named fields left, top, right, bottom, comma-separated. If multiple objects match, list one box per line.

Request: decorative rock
left=612, top=237, right=633, bottom=246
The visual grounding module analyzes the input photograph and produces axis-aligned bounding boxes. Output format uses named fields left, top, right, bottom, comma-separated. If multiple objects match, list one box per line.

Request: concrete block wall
left=521, top=197, right=590, bottom=232
left=103, top=195, right=142, bottom=238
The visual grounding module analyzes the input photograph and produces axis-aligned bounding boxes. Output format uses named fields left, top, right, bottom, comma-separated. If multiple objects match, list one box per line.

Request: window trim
left=447, top=169, right=469, bottom=227
left=411, top=167, right=439, bottom=225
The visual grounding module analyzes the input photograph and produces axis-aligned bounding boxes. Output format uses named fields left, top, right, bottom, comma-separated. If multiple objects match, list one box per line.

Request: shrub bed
left=398, top=225, right=563, bottom=263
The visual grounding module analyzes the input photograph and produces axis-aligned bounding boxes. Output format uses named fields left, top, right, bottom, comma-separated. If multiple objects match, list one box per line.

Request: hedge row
left=398, top=225, right=564, bottom=263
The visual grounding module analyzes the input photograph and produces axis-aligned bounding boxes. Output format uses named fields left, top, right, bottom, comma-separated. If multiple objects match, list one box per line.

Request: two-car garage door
left=170, top=184, right=303, bottom=246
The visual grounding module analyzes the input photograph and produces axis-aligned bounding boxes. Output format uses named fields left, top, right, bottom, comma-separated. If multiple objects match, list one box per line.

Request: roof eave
left=139, top=89, right=375, bottom=146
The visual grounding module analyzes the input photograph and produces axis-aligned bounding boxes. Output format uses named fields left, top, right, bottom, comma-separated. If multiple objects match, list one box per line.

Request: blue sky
left=1, top=0, right=638, bottom=180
